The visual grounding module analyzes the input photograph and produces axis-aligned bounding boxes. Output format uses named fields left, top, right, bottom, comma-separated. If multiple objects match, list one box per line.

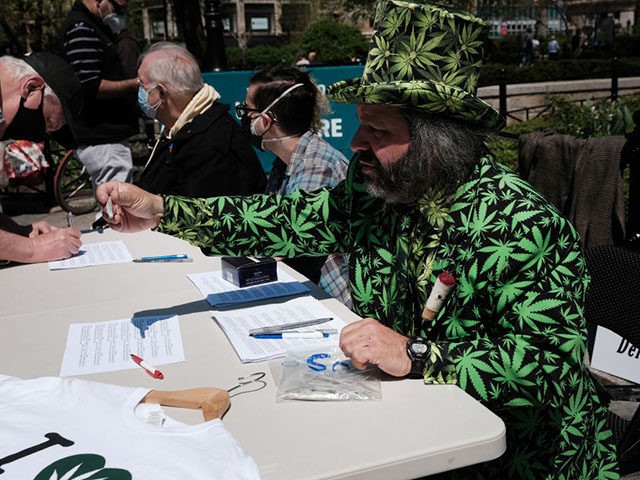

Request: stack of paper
left=211, top=296, right=347, bottom=363
left=59, top=315, right=185, bottom=376
left=49, top=241, right=134, bottom=270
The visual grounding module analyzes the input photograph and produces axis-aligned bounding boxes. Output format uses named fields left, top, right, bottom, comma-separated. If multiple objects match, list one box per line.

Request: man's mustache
left=356, top=150, right=381, bottom=168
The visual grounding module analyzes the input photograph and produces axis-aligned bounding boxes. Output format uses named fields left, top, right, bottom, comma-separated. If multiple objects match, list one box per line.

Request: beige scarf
left=167, top=83, right=221, bottom=139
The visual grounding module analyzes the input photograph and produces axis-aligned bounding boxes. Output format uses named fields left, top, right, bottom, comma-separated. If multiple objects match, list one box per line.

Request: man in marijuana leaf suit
left=97, top=1, right=618, bottom=478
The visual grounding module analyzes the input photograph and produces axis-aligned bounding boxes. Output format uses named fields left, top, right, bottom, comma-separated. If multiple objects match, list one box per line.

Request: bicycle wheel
left=54, top=150, right=97, bottom=214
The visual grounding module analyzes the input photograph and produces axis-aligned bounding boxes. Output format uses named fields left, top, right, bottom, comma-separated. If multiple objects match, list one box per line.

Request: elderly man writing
left=96, top=1, right=617, bottom=478
left=0, top=53, right=82, bottom=263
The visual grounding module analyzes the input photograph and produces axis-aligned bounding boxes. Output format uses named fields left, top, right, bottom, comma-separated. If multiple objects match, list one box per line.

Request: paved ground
left=3, top=182, right=640, bottom=479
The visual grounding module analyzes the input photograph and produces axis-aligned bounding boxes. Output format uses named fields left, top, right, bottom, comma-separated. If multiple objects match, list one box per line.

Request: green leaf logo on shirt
left=34, top=454, right=131, bottom=480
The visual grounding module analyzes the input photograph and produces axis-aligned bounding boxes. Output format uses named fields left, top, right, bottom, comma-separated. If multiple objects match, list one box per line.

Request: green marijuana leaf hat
left=327, top=0, right=505, bottom=130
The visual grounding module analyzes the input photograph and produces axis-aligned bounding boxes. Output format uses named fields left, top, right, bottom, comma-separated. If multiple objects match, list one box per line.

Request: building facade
left=477, top=0, right=637, bottom=39
left=134, top=0, right=322, bottom=48
left=134, top=0, right=636, bottom=48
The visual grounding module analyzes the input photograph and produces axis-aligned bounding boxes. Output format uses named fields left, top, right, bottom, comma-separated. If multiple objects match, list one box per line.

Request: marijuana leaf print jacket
left=157, top=155, right=618, bottom=479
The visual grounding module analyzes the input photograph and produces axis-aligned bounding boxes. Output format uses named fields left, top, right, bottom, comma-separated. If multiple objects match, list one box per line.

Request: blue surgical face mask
left=137, top=85, right=160, bottom=119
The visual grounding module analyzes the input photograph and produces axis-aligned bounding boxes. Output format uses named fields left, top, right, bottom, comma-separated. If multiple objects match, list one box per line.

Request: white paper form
left=187, top=266, right=298, bottom=297
left=211, top=296, right=347, bottom=363
left=60, top=315, right=185, bottom=376
left=49, top=241, right=134, bottom=270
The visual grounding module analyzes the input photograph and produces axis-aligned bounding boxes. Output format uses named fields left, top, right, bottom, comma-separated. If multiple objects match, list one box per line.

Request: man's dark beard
left=358, top=116, right=482, bottom=204
left=358, top=145, right=452, bottom=204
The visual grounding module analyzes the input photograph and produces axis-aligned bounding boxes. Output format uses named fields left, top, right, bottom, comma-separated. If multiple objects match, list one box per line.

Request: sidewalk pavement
left=1, top=195, right=97, bottom=231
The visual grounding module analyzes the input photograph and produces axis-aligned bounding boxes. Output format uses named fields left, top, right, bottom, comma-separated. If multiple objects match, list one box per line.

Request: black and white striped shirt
left=62, top=21, right=105, bottom=87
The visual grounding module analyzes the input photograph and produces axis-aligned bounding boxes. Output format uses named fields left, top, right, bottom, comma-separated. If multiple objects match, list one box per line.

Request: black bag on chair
left=585, top=244, right=640, bottom=475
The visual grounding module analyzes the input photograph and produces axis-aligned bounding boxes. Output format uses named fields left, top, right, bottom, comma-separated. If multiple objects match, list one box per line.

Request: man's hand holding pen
left=96, top=182, right=165, bottom=233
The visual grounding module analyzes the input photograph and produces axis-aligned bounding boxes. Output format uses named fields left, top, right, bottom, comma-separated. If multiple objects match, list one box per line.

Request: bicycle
left=2, top=133, right=150, bottom=216
left=52, top=148, right=97, bottom=215
left=0, top=142, right=95, bottom=216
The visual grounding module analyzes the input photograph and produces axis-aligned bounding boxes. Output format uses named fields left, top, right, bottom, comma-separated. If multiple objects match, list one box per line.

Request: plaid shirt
left=274, top=131, right=349, bottom=194
left=267, top=131, right=351, bottom=306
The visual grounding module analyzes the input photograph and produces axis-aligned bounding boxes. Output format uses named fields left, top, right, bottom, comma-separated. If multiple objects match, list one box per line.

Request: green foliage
left=317, top=0, right=376, bottom=24
left=479, top=58, right=640, bottom=87
left=226, top=43, right=301, bottom=70
left=300, top=18, right=369, bottom=65
left=488, top=94, right=640, bottom=173
left=227, top=17, right=369, bottom=69
left=487, top=35, right=522, bottom=64
left=614, top=32, right=640, bottom=58
left=0, top=0, right=73, bottom=55
left=545, top=95, right=640, bottom=137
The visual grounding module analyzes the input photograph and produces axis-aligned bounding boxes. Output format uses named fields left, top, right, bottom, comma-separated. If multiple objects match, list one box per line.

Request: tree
left=0, top=0, right=73, bottom=55
left=301, top=17, right=369, bottom=65
left=170, top=0, right=207, bottom=66
left=317, top=0, right=376, bottom=24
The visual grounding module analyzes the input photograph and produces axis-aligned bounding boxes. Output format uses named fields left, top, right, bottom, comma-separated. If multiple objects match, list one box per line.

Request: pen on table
left=249, top=317, right=334, bottom=336
left=133, top=254, right=192, bottom=263
left=130, top=354, right=164, bottom=379
left=66, top=211, right=73, bottom=228
left=253, top=332, right=331, bottom=339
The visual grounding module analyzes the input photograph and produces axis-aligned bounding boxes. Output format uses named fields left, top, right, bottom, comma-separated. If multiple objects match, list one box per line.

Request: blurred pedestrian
left=308, top=51, right=322, bottom=66
left=547, top=35, right=560, bottom=60
left=520, top=28, right=533, bottom=66
left=61, top=0, right=139, bottom=189
left=295, top=51, right=310, bottom=67
left=571, top=28, right=584, bottom=58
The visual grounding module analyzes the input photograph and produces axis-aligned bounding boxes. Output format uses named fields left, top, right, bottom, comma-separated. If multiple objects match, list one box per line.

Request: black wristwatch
left=406, top=337, right=429, bottom=379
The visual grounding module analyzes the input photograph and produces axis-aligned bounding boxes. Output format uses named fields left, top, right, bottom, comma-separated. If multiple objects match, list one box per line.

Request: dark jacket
left=61, top=0, right=138, bottom=145
left=136, top=103, right=267, bottom=197
left=518, top=131, right=626, bottom=248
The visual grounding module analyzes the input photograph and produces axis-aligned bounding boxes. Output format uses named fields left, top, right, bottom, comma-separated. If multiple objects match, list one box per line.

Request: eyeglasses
left=235, top=104, right=261, bottom=118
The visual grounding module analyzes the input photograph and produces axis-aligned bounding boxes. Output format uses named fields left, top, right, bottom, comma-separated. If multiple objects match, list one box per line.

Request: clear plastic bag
left=276, top=347, right=381, bottom=402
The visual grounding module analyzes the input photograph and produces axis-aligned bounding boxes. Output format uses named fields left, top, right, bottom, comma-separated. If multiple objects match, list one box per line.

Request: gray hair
left=0, top=56, right=58, bottom=103
left=403, top=110, right=487, bottom=191
left=139, top=42, right=203, bottom=98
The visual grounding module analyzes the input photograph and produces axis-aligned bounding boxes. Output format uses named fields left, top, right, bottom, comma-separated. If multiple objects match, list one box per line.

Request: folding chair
left=585, top=244, right=640, bottom=475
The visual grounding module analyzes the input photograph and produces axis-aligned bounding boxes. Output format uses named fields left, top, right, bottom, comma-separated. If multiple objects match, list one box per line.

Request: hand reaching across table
left=96, top=181, right=165, bottom=233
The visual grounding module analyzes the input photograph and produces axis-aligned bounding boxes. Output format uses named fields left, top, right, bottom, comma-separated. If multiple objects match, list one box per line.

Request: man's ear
left=20, top=76, right=45, bottom=106
left=156, top=82, right=167, bottom=99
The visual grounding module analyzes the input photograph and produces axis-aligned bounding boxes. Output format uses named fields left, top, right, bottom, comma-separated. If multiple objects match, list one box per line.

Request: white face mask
left=250, top=83, right=304, bottom=145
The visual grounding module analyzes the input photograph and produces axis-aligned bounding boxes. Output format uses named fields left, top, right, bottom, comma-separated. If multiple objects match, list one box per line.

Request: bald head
left=0, top=57, right=65, bottom=139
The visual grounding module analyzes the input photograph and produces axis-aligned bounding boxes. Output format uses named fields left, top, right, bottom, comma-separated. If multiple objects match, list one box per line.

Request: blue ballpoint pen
left=253, top=332, right=330, bottom=339
left=133, top=254, right=192, bottom=263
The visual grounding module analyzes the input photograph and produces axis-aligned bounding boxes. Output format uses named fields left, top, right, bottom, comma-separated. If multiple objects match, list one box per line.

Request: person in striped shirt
left=61, top=0, right=139, bottom=190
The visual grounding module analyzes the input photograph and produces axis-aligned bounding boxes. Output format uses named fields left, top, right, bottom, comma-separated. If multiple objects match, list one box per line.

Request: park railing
left=479, top=58, right=636, bottom=125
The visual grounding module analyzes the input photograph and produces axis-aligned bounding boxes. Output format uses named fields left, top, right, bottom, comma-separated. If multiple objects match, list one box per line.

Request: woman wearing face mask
left=238, top=65, right=351, bottom=307
left=134, top=42, right=266, bottom=198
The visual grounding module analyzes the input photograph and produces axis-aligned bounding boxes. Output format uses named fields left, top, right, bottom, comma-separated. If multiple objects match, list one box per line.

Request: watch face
left=411, top=342, right=428, bottom=355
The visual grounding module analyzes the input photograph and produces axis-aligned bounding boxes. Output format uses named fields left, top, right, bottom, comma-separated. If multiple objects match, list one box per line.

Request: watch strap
left=407, top=337, right=429, bottom=379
